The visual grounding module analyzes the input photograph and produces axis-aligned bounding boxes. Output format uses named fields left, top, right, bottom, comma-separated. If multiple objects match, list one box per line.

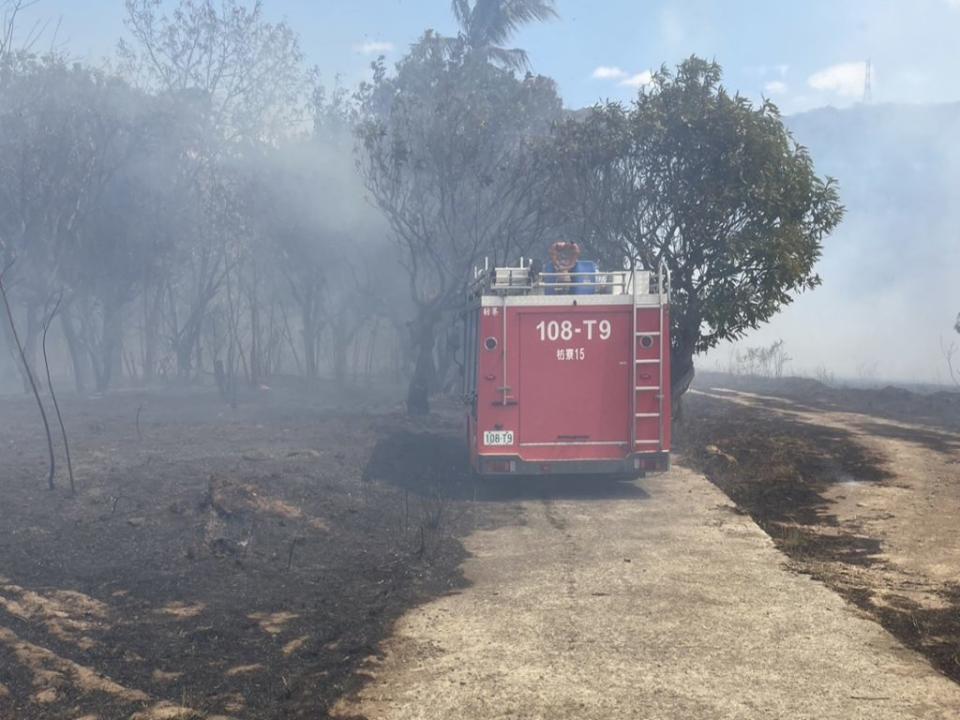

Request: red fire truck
left=463, top=243, right=671, bottom=476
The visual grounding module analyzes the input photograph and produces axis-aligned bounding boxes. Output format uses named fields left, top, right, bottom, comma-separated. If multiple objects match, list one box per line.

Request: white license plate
left=483, top=430, right=515, bottom=446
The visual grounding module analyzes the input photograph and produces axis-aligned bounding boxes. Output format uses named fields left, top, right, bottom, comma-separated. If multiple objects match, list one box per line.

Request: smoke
left=707, top=102, right=960, bottom=384
left=0, top=0, right=403, bottom=395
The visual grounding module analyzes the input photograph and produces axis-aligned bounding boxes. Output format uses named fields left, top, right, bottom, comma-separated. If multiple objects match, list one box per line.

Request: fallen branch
left=286, top=536, right=304, bottom=570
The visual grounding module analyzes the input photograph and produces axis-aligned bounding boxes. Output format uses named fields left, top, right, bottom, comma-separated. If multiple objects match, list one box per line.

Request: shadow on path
left=363, top=429, right=649, bottom=503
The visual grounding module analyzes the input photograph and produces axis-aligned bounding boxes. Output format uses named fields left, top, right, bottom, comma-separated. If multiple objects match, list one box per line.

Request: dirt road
left=679, top=382, right=960, bottom=687
left=334, top=466, right=960, bottom=719
left=692, top=386, right=960, bottom=582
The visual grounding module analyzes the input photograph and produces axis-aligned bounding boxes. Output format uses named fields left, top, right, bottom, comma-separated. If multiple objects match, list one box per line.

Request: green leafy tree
left=546, top=57, right=844, bottom=405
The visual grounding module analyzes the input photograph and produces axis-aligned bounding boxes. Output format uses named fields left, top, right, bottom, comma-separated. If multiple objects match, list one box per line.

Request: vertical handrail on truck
left=656, top=258, right=670, bottom=452
left=630, top=264, right=638, bottom=454
left=501, top=293, right=509, bottom=405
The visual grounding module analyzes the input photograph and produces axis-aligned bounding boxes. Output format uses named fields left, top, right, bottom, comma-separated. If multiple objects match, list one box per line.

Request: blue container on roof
left=544, top=260, right=599, bottom=295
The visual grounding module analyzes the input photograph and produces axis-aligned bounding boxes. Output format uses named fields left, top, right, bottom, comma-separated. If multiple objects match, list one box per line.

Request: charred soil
left=0, top=383, right=479, bottom=719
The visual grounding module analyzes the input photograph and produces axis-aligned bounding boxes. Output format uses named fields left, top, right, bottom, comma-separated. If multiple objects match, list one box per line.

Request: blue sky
left=13, top=0, right=960, bottom=113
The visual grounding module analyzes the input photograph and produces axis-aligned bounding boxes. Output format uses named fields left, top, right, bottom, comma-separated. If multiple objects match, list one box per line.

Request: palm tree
left=449, top=0, right=557, bottom=71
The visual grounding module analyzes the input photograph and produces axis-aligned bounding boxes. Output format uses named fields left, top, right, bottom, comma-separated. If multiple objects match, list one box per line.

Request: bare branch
left=42, top=288, right=74, bottom=493
left=0, top=261, right=56, bottom=490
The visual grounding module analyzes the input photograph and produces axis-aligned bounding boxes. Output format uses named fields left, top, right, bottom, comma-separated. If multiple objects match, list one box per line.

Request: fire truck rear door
left=516, top=306, right=632, bottom=450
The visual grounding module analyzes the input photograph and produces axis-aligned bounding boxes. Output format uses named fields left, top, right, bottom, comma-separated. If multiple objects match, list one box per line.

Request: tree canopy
left=546, top=57, right=844, bottom=401
left=357, top=31, right=561, bottom=413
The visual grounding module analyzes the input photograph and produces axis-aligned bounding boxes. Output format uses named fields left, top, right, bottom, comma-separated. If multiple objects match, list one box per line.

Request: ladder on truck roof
left=631, top=260, right=671, bottom=453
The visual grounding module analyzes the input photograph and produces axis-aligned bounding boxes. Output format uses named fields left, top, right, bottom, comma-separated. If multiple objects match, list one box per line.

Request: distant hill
left=734, top=102, right=960, bottom=381
left=788, top=102, right=960, bottom=234
left=785, top=102, right=959, bottom=297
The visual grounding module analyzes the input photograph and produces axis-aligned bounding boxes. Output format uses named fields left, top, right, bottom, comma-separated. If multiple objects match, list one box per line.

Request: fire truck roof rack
left=469, top=258, right=670, bottom=302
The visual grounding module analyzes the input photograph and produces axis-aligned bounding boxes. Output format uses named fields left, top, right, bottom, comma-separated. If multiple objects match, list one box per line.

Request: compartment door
left=516, top=307, right=632, bottom=448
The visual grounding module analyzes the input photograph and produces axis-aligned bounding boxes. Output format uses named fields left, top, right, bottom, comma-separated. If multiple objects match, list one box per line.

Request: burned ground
left=0, top=384, right=476, bottom=720
left=4, top=374, right=960, bottom=718
left=0, top=383, right=651, bottom=720
left=676, top=377, right=960, bottom=685
left=695, top=370, right=960, bottom=433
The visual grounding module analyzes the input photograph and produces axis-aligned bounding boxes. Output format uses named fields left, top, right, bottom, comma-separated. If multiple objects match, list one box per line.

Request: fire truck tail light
left=484, top=337, right=498, bottom=350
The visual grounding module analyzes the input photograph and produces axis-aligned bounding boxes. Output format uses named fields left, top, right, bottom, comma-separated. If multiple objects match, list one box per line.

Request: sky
left=11, top=0, right=960, bottom=113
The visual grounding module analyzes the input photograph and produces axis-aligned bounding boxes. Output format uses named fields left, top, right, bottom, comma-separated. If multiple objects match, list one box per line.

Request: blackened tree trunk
left=99, top=306, right=124, bottom=393
left=670, top=347, right=696, bottom=418
left=81, top=303, right=122, bottom=394
left=406, top=305, right=440, bottom=416
left=0, top=301, right=28, bottom=391
left=141, top=282, right=165, bottom=383
left=332, top=330, right=349, bottom=385
left=22, top=303, right=41, bottom=393
left=0, top=270, right=56, bottom=490
left=302, top=315, right=318, bottom=379
left=330, top=314, right=363, bottom=386
left=247, top=271, right=261, bottom=386
left=669, top=306, right=701, bottom=418
left=42, top=294, right=75, bottom=494
left=60, top=307, right=88, bottom=393
left=434, top=318, right=463, bottom=394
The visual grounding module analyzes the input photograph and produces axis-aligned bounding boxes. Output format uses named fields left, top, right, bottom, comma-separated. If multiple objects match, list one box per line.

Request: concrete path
left=334, top=467, right=960, bottom=719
